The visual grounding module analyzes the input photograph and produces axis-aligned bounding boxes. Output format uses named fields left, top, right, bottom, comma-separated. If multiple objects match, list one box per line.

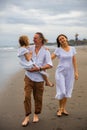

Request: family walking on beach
left=17, top=32, right=78, bottom=127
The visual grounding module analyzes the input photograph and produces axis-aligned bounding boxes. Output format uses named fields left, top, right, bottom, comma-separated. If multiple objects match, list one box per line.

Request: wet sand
left=0, top=46, right=87, bottom=130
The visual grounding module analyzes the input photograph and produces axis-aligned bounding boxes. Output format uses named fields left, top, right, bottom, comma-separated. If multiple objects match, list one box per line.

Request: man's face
left=33, top=34, right=42, bottom=46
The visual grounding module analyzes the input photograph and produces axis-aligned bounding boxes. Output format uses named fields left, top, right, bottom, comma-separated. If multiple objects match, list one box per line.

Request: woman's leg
left=62, top=98, right=69, bottom=115
left=57, top=99, right=64, bottom=116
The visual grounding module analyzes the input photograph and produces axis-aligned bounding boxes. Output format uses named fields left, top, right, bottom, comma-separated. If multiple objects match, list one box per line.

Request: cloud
left=0, top=0, right=87, bottom=44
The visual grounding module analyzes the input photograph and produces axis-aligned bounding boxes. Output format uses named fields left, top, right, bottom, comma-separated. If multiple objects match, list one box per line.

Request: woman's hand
left=75, top=72, right=79, bottom=80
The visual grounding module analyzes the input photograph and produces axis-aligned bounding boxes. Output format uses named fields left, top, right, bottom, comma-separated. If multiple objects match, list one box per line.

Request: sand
left=0, top=46, right=87, bottom=130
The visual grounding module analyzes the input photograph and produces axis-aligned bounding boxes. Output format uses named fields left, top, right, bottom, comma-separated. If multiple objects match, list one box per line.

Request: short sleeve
left=45, top=50, right=53, bottom=66
left=72, top=47, right=77, bottom=55
left=54, top=48, right=60, bottom=57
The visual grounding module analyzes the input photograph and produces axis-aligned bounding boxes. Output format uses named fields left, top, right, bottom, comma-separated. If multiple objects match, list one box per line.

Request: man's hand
left=28, top=65, right=40, bottom=72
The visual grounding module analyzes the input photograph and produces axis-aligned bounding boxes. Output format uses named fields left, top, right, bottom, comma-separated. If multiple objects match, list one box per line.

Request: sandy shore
left=0, top=46, right=87, bottom=130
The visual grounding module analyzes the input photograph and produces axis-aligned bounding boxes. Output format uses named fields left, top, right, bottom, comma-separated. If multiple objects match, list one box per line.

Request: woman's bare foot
left=33, top=114, right=39, bottom=123
left=62, top=109, right=69, bottom=115
left=57, top=109, right=62, bottom=117
left=22, top=116, right=29, bottom=127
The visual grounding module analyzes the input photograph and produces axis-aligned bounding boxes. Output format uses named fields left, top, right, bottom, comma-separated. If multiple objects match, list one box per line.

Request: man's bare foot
left=22, top=116, right=29, bottom=127
left=33, top=114, right=39, bottom=123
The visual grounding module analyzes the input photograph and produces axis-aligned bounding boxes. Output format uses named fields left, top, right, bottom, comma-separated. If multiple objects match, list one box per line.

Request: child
left=17, top=35, right=54, bottom=87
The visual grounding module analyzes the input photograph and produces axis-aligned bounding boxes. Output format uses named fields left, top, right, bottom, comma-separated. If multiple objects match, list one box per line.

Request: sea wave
left=0, top=46, right=17, bottom=51
left=0, top=45, right=56, bottom=52
left=1, top=45, right=86, bottom=52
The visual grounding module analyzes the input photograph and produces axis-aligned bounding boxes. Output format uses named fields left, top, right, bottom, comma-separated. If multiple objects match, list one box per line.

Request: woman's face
left=58, top=35, right=68, bottom=46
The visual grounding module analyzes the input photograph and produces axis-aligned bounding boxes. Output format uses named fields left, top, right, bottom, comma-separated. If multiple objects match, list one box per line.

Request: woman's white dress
left=54, top=46, right=76, bottom=100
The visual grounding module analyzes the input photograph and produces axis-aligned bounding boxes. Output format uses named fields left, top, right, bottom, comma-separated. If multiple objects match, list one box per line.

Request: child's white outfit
left=17, top=47, right=35, bottom=69
left=17, top=47, right=48, bottom=76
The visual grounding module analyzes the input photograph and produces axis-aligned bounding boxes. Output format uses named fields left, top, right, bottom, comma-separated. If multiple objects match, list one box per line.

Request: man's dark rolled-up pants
left=24, top=75, right=44, bottom=116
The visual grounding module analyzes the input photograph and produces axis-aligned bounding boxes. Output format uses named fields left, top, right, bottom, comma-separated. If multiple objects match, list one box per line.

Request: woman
left=51, top=34, right=78, bottom=117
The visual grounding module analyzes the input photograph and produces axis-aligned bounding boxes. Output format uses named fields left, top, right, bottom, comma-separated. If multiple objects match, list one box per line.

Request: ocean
left=0, top=45, right=21, bottom=88
left=0, top=44, right=56, bottom=88
left=1, top=43, right=87, bottom=88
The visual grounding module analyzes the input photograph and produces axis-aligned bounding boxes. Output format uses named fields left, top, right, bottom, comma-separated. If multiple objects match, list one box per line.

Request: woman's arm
left=51, top=53, right=56, bottom=60
left=73, top=55, right=79, bottom=80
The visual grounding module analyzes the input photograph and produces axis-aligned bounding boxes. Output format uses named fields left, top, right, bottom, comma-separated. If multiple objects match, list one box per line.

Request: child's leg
left=42, top=74, right=54, bottom=87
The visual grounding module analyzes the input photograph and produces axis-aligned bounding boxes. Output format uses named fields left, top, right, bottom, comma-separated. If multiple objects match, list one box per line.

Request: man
left=22, top=32, right=53, bottom=127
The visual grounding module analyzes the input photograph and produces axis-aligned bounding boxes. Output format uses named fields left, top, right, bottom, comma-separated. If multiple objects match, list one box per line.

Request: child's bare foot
left=45, top=81, right=54, bottom=87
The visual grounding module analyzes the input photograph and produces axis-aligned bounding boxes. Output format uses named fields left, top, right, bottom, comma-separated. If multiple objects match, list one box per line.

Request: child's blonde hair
left=19, top=35, right=29, bottom=47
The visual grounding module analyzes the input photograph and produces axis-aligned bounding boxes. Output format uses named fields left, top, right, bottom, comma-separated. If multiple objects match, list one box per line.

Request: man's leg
left=33, top=81, right=44, bottom=122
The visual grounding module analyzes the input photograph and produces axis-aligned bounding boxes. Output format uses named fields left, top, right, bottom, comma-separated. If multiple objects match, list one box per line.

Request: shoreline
left=0, top=47, right=87, bottom=130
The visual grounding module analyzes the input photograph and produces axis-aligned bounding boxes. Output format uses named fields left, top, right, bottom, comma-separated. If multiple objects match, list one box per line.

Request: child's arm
left=24, top=51, right=33, bottom=61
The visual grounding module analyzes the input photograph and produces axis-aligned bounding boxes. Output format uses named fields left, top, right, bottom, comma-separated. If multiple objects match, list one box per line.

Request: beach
left=0, top=46, right=87, bottom=130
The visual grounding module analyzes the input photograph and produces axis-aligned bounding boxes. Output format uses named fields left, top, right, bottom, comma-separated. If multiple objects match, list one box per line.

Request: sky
left=0, top=0, right=87, bottom=46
